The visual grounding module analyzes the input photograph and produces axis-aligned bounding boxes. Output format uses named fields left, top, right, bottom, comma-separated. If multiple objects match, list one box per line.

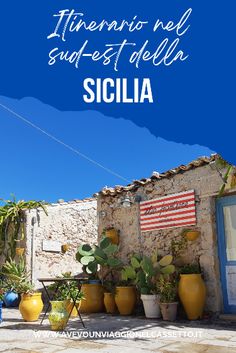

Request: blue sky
left=0, top=96, right=214, bottom=203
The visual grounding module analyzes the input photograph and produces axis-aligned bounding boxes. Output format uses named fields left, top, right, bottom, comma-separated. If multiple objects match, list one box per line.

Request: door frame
left=216, top=195, right=236, bottom=314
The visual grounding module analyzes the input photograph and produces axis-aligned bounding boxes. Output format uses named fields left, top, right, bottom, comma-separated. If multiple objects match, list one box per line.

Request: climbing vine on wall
left=0, top=196, right=47, bottom=260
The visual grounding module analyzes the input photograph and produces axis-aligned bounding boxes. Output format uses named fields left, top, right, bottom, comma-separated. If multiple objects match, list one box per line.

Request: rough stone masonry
left=97, top=157, right=236, bottom=313
left=24, top=199, right=97, bottom=288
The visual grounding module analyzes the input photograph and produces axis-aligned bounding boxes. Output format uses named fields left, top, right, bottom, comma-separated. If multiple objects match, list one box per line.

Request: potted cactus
left=75, top=237, right=122, bottom=313
left=119, top=252, right=175, bottom=318
left=139, top=253, right=175, bottom=319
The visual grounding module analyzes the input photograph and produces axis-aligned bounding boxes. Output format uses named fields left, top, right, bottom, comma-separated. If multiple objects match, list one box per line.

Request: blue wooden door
left=216, top=196, right=236, bottom=313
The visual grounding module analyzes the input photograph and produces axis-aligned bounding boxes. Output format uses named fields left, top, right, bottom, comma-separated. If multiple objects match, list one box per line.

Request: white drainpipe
left=30, top=215, right=37, bottom=285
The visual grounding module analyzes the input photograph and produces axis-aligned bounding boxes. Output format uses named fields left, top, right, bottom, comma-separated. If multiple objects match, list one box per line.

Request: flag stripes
left=140, top=190, right=196, bottom=232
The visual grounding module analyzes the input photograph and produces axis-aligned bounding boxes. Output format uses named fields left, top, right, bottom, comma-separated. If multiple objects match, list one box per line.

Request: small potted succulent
left=157, top=274, right=178, bottom=321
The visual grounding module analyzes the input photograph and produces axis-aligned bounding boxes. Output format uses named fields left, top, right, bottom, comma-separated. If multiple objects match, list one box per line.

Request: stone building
left=97, top=154, right=236, bottom=315
left=24, top=198, right=97, bottom=287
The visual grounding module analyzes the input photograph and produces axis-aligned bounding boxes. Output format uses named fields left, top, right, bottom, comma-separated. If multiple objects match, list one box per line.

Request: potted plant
left=183, top=229, right=200, bottom=242
left=1, top=258, right=43, bottom=321
left=178, top=262, right=206, bottom=320
left=75, top=237, right=122, bottom=313
left=157, top=274, right=178, bottom=321
left=0, top=196, right=47, bottom=261
left=114, top=254, right=141, bottom=316
left=103, top=280, right=117, bottom=314
left=138, top=253, right=175, bottom=319
left=15, top=247, right=25, bottom=256
left=102, top=226, right=119, bottom=245
left=61, top=244, right=70, bottom=253
left=48, top=273, right=85, bottom=318
left=17, top=281, right=44, bottom=322
left=3, top=281, right=19, bottom=307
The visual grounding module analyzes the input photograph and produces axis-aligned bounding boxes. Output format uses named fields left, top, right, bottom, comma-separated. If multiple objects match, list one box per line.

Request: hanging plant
left=214, top=156, right=235, bottom=198
left=0, top=195, right=47, bottom=260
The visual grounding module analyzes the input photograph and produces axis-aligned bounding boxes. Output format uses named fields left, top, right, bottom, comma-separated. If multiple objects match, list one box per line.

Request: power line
left=0, top=101, right=130, bottom=183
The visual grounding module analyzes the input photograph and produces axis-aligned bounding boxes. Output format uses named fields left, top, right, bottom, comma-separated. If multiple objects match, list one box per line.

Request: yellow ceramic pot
left=115, top=287, right=136, bottom=315
left=178, top=274, right=206, bottom=320
left=16, top=248, right=25, bottom=256
left=105, top=229, right=119, bottom=245
left=61, top=244, right=70, bottom=253
left=80, top=284, right=104, bottom=313
left=185, top=231, right=200, bottom=241
left=48, top=301, right=69, bottom=331
left=19, top=292, right=43, bottom=322
left=104, top=293, right=117, bottom=314
left=64, top=299, right=81, bottom=317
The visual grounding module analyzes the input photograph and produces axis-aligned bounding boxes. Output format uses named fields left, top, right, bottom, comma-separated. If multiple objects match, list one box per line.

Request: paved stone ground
left=1, top=308, right=236, bottom=353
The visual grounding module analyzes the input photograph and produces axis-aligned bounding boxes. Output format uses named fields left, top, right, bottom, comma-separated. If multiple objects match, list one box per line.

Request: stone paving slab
left=1, top=309, right=236, bottom=352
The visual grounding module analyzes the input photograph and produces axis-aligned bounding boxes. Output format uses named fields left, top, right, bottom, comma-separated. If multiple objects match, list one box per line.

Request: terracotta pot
left=115, top=287, right=136, bottom=315
left=61, top=244, right=70, bottom=253
left=178, top=274, right=206, bottom=320
left=49, top=301, right=68, bottom=331
left=104, top=293, right=117, bottom=314
left=105, top=229, right=119, bottom=245
left=16, top=248, right=25, bottom=256
left=19, top=292, right=43, bottom=322
left=64, top=299, right=81, bottom=317
left=185, top=231, right=200, bottom=241
left=80, top=284, right=104, bottom=313
left=160, top=302, right=178, bottom=321
left=141, top=294, right=161, bottom=318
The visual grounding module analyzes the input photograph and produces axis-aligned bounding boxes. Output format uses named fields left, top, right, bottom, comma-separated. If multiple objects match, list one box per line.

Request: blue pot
left=3, top=291, right=19, bottom=307
left=0, top=301, right=2, bottom=322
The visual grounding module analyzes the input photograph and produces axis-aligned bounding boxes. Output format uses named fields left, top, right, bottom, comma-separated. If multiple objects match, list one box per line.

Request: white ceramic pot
left=141, top=294, right=161, bottom=318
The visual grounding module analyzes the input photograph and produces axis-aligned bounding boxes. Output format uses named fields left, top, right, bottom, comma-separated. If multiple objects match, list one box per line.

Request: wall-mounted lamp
left=120, top=194, right=133, bottom=208
left=119, top=192, right=146, bottom=208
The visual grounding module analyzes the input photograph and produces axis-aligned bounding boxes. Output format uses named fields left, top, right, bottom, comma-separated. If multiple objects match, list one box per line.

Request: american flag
left=140, top=190, right=196, bottom=232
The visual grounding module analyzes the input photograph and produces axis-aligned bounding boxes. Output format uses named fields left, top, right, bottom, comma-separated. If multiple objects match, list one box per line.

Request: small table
left=38, top=277, right=85, bottom=328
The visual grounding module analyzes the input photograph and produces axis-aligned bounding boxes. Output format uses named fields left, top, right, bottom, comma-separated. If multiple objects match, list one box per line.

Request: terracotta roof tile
left=97, top=154, right=221, bottom=197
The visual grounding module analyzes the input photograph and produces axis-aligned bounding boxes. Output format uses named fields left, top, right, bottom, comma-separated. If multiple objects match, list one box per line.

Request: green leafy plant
left=16, top=281, right=35, bottom=294
left=179, top=263, right=201, bottom=274
left=0, top=196, right=47, bottom=260
left=170, top=232, right=188, bottom=259
left=1, top=257, right=29, bottom=282
left=75, top=237, right=123, bottom=281
left=120, top=252, right=175, bottom=293
left=48, top=272, right=85, bottom=302
left=214, top=156, right=236, bottom=197
left=1, top=258, right=34, bottom=294
left=157, top=275, right=178, bottom=303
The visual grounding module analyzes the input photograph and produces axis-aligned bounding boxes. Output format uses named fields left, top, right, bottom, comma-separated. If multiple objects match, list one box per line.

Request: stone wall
left=97, top=164, right=234, bottom=313
left=24, top=199, right=97, bottom=288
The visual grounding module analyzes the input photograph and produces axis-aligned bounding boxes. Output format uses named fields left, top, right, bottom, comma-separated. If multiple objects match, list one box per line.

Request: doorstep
left=219, top=314, right=236, bottom=321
